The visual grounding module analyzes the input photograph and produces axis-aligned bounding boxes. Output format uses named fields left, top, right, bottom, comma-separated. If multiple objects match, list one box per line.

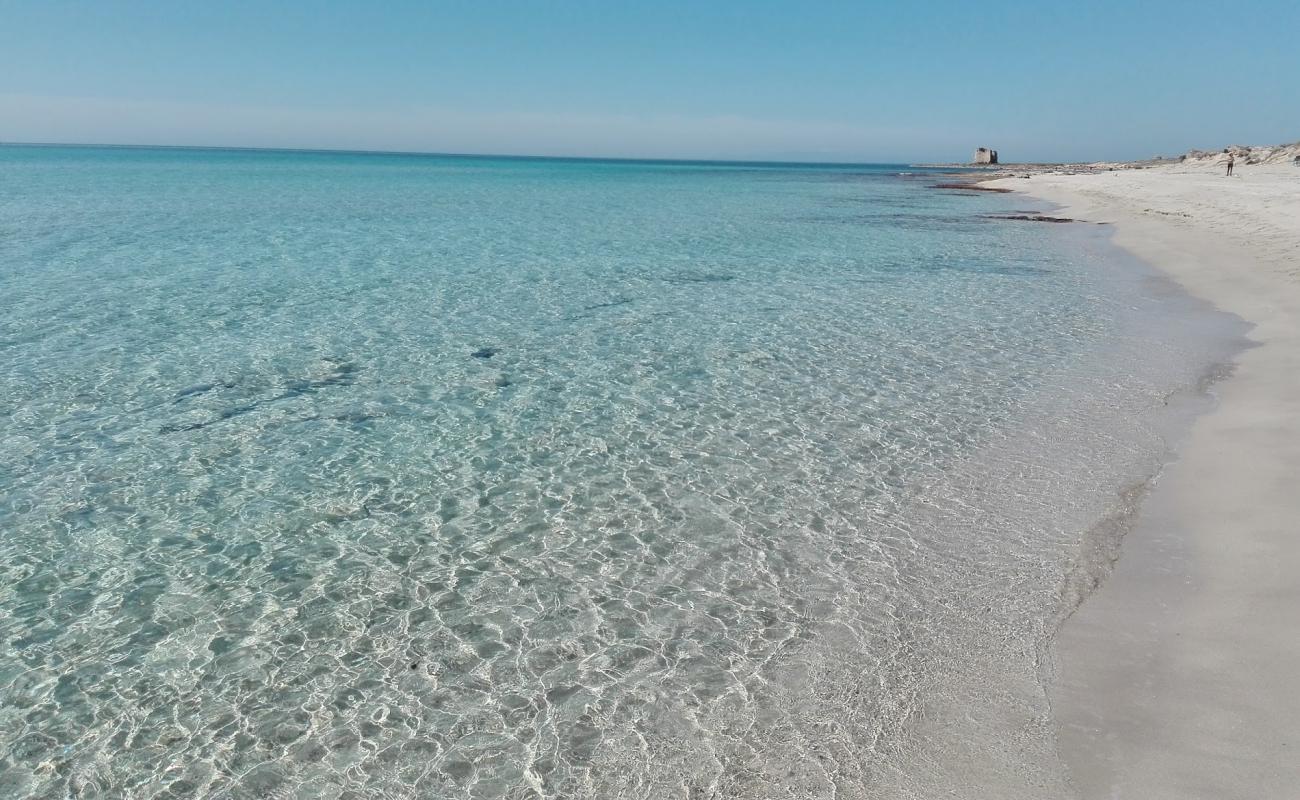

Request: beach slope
left=992, top=162, right=1300, bottom=798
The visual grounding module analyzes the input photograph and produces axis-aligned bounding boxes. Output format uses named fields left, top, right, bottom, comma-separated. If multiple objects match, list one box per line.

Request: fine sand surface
left=990, top=162, right=1300, bottom=798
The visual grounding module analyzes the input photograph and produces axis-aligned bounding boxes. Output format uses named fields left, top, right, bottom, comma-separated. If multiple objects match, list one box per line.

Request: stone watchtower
left=974, top=147, right=999, bottom=165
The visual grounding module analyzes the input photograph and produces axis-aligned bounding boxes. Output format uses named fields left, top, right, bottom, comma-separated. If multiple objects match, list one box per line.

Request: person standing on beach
left=1226, top=150, right=1235, bottom=176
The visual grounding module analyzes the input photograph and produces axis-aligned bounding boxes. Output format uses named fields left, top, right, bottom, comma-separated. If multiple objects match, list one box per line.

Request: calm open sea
left=0, top=146, right=1239, bottom=799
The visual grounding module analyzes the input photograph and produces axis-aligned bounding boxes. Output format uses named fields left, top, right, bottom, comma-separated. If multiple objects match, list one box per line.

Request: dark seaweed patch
left=159, top=420, right=210, bottom=434
left=663, top=273, right=736, bottom=285
left=582, top=298, right=633, bottom=312
left=979, top=214, right=1077, bottom=223
left=301, top=411, right=381, bottom=425
left=566, top=297, right=635, bottom=321
left=172, top=380, right=236, bottom=404
left=173, top=383, right=216, bottom=402
left=161, top=359, right=360, bottom=434
left=929, top=182, right=1012, bottom=193
left=269, top=361, right=356, bottom=401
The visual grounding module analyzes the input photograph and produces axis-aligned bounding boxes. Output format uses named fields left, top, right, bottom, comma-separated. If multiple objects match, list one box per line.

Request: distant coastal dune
left=1177, top=139, right=1300, bottom=165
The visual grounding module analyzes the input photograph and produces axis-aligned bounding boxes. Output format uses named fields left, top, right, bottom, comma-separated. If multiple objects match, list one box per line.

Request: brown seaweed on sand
left=930, top=182, right=1013, bottom=193
left=980, top=214, right=1077, bottom=223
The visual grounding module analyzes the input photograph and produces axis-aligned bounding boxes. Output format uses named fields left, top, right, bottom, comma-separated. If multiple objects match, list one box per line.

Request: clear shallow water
left=0, top=147, right=1236, bottom=798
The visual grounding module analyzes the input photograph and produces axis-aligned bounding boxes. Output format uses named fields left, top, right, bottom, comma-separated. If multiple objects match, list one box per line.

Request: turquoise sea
left=0, top=146, right=1237, bottom=798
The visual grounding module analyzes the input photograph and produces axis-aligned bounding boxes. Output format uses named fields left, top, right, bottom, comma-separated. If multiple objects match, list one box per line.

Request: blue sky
left=1, top=1, right=1296, bottom=162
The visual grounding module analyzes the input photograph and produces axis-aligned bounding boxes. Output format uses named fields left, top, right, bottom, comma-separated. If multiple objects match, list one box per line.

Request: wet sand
left=991, top=162, right=1300, bottom=798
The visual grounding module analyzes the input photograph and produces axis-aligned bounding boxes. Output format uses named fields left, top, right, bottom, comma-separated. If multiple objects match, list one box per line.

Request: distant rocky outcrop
left=974, top=147, right=999, bottom=165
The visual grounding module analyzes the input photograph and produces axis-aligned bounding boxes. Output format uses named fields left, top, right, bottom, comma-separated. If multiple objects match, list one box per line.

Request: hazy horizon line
left=0, top=139, right=985, bottom=168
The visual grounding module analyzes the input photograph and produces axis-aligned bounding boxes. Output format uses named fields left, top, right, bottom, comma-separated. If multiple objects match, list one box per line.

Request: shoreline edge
left=989, top=163, right=1300, bottom=799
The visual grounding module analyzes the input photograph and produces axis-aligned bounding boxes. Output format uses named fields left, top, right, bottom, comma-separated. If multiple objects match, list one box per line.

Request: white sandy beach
left=992, top=160, right=1300, bottom=798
